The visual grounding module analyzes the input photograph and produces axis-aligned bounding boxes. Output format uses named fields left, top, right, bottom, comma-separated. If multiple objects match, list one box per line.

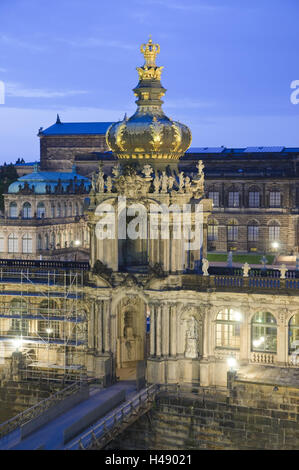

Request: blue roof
left=8, top=168, right=91, bottom=194
left=39, top=122, right=113, bottom=136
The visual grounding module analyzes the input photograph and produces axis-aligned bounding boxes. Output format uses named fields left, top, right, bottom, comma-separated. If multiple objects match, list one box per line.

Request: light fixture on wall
left=227, top=356, right=237, bottom=371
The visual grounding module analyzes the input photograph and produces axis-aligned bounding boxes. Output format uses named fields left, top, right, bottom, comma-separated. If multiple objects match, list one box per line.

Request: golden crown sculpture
left=140, top=36, right=160, bottom=67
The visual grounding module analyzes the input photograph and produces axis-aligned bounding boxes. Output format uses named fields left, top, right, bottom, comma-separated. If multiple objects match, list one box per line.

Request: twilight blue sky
left=0, top=0, right=298, bottom=164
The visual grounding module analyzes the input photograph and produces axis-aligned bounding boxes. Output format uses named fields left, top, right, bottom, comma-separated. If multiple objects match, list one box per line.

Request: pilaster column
left=149, top=304, right=156, bottom=356
left=88, top=301, right=95, bottom=349
left=156, top=305, right=162, bottom=357
left=162, top=303, right=169, bottom=356
left=104, top=300, right=110, bottom=353
left=170, top=304, right=177, bottom=357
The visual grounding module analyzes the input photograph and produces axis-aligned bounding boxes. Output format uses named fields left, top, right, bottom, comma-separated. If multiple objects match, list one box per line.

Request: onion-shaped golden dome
left=106, top=37, right=192, bottom=160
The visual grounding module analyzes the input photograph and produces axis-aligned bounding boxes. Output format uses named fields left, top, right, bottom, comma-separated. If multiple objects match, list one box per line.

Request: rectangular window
left=8, top=236, right=18, bottom=253
left=248, top=225, right=259, bottom=242
left=0, top=236, right=4, bottom=252
left=269, top=191, right=281, bottom=208
left=228, top=192, right=239, bottom=207
left=228, top=225, right=238, bottom=241
left=249, top=191, right=260, bottom=208
left=22, top=236, right=32, bottom=254
left=208, top=191, right=219, bottom=207
left=208, top=224, right=218, bottom=241
left=269, top=226, right=280, bottom=241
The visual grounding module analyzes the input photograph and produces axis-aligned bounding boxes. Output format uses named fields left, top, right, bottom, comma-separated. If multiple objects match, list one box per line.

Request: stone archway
left=116, top=296, right=147, bottom=380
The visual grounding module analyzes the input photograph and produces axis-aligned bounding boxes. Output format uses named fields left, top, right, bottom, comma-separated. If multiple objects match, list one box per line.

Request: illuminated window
left=216, top=309, right=241, bottom=349
left=251, top=312, right=277, bottom=353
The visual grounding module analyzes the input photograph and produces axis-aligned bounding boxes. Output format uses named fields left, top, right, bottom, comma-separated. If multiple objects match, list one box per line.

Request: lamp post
left=74, top=239, right=81, bottom=262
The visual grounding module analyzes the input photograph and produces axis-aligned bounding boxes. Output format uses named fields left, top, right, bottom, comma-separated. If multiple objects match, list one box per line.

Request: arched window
left=68, top=202, right=72, bottom=217
left=8, top=233, right=18, bottom=253
left=9, top=202, right=17, bottom=218
left=75, top=203, right=79, bottom=216
left=251, top=312, right=277, bottom=353
left=227, top=219, right=238, bottom=241
left=56, top=233, right=61, bottom=249
left=228, top=191, right=239, bottom=208
left=248, top=221, right=259, bottom=242
left=64, top=202, right=67, bottom=218
left=289, top=314, right=299, bottom=354
left=22, top=234, right=32, bottom=253
left=208, top=219, right=218, bottom=241
left=57, top=203, right=61, bottom=217
left=23, top=202, right=32, bottom=219
left=10, top=299, right=28, bottom=336
left=37, top=234, right=42, bottom=250
left=51, top=203, right=55, bottom=218
left=216, top=309, right=241, bottom=349
left=37, top=202, right=46, bottom=218
left=269, top=221, right=280, bottom=242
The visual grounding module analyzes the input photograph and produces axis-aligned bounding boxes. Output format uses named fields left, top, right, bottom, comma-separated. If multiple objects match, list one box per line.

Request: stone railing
left=250, top=352, right=275, bottom=364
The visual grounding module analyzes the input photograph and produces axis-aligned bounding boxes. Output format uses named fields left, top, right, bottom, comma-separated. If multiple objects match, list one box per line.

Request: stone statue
left=91, top=172, right=97, bottom=192
left=112, top=164, right=120, bottom=178
left=168, top=175, right=175, bottom=191
left=279, top=264, right=288, bottom=279
left=184, top=176, right=192, bottom=193
left=153, top=173, right=161, bottom=193
left=97, top=167, right=105, bottom=193
left=160, top=171, right=168, bottom=193
left=106, top=176, right=112, bottom=193
left=202, top=258, right=209, bottom=276
left=178, top=172, right=184, bottom=193
left=197, top=160, right=205, bottom=176
left=242, top=262, right=250, bottom=277
left=142, top=164, right=153, bottom=179
left=185, top=316, right=199, bottom=359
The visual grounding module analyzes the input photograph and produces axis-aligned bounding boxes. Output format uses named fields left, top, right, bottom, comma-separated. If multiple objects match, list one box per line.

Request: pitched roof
left=39, top=122, right=114, bottom=136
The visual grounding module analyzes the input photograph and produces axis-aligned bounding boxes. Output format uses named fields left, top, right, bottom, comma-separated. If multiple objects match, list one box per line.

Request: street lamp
left=74, top=239, right=81, bottom=262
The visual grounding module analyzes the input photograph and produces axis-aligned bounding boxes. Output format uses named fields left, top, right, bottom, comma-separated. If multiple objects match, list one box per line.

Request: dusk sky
left=0, top=0, right=298, bottom=164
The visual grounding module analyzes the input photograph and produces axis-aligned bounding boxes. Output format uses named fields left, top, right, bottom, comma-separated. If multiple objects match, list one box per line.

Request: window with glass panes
left=269, top=191, right=281, bottom=208
left=248, top=225, right=259, bottom=241
left=249, top=191, right=260, bottom=208
left=22, top=234, right=32, bottom=253
left=216, top=309, right=241, bottom=349
left=227, top=221, right=238, bottom=241
left=208, top=221, right=218, bottom=241
left=228, top=192, right=239, bottom=207
left=288, top=314, right=299, bottom=354
left=251, top=312, right=277, bottom=353
left=8, top=233, right=18, bottom=253
left=208, top=191, right=219, bottom=207
left=269, top=225, right=280, bottom=241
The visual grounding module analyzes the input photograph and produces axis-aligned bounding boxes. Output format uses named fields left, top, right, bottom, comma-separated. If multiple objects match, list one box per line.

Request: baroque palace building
left=1, top=37, right=299, bottom=397
left=0, top=165, right=90, bottom=261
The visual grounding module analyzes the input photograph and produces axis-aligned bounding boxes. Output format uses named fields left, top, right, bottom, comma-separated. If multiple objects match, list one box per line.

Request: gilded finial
left=140, top=36, right=160, bottom=67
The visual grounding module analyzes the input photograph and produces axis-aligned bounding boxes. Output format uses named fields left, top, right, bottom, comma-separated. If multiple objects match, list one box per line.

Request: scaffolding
left=0, top=261, right=89, bottom=383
